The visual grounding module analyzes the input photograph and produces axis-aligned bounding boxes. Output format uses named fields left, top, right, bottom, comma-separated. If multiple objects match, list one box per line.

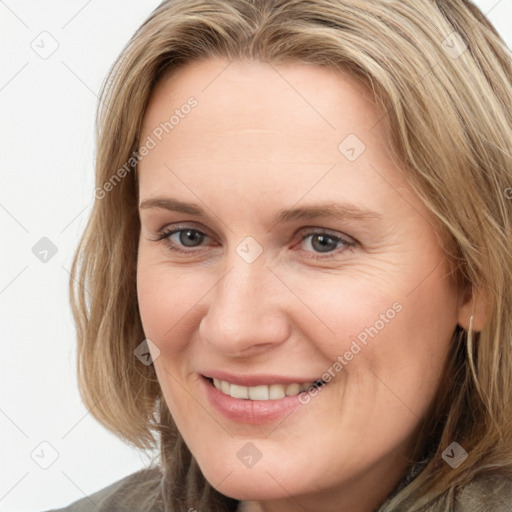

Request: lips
left=201, top=370, right=325, bottom=388
left=198, top=371, right=328, bottom=423
left=209, top=377, right=322, bottom=400
left=199, top=376, right=312, bottom=424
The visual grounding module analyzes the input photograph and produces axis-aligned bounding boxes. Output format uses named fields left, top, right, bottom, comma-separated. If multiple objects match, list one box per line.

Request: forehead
left=140, top=58, right=385, bottom=154
left=137, top=57, right=405, bottom=212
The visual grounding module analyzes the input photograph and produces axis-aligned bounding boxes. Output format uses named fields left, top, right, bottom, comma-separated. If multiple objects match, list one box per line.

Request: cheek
left=299, top=265, right=458, bottom=401
left=136, top=256, right=208, bottom=352
left=345, top=274, right=458, bottom=421
left=136, top=265, right=168, bottom=342
left=280, top=270, right=401, bottom=357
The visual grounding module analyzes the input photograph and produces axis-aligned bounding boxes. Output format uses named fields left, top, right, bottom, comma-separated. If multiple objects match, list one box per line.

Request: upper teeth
left=212, top=378, right=321, bottom=400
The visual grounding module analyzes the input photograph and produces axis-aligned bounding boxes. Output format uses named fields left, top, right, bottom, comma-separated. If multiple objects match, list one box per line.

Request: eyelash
left=153, top=224, right=357, bottom=260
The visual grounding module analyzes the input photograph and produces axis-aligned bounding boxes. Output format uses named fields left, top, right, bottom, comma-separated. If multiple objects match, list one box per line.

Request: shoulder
left=378, top=470, right=512, bottom=512
left=423, top=471, right=512, bottom=512
left=41, top=467, right=164, bottom=512
left=452, top=471, right=512, bottom=512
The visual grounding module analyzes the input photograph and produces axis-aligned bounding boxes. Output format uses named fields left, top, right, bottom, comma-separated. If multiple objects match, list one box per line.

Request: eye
left=156, top=226, right=210, bottom=253
left=153, top=224, right=356, bottom=258
left=298, top=229, right=356, bottom=259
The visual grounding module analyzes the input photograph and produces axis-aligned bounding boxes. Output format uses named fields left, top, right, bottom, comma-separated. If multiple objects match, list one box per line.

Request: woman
left=51, top=0, right=512, bottom=510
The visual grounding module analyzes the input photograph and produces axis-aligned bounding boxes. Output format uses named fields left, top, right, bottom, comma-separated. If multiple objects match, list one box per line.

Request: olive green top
left=43, top=466, right=512, bottom=512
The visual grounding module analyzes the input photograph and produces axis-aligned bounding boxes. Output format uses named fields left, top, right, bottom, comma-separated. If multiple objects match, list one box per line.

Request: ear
left=457, top=284, right=490, bottom=332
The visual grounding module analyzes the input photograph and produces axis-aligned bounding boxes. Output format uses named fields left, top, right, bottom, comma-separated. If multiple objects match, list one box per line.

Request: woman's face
left=136, top=58, right=463, bottom=511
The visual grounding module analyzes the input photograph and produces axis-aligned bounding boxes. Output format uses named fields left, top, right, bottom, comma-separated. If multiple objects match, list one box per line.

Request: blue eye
left=155, top=225, right=356, bottom=258
left=300, top=231, right=355, bottom=257
left=155, top=226, right=210, bottom=254
left=169, top=228, right=206, bottom=248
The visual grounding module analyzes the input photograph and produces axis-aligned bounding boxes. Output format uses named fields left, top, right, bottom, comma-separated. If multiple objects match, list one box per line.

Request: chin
left=198, top=458, right=306, bottom=502
left=213, top=475, right=290, bottom=501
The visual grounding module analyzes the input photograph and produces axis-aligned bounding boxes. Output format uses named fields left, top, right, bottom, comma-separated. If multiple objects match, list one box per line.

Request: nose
left=199, top=253, right=290, bottom=357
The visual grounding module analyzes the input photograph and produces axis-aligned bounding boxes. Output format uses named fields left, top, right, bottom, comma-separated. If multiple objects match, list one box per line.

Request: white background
left=0, top=1, right=510, bottom=511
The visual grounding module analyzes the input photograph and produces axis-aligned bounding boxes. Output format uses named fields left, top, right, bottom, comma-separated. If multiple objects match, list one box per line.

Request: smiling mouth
left=205, top=376, right=327, bottom=401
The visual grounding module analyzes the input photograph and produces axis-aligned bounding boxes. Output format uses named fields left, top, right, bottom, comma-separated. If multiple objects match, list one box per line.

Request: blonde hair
left=69, top=0, right=512, bottom=509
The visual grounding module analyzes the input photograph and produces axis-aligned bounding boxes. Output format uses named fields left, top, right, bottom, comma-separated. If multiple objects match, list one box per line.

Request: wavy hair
left=69, top=0, right=512, bottom=510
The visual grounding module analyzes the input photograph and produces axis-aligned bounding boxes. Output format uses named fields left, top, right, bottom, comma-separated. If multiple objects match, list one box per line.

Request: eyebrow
left=138, top=196, right=383, bottom=225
